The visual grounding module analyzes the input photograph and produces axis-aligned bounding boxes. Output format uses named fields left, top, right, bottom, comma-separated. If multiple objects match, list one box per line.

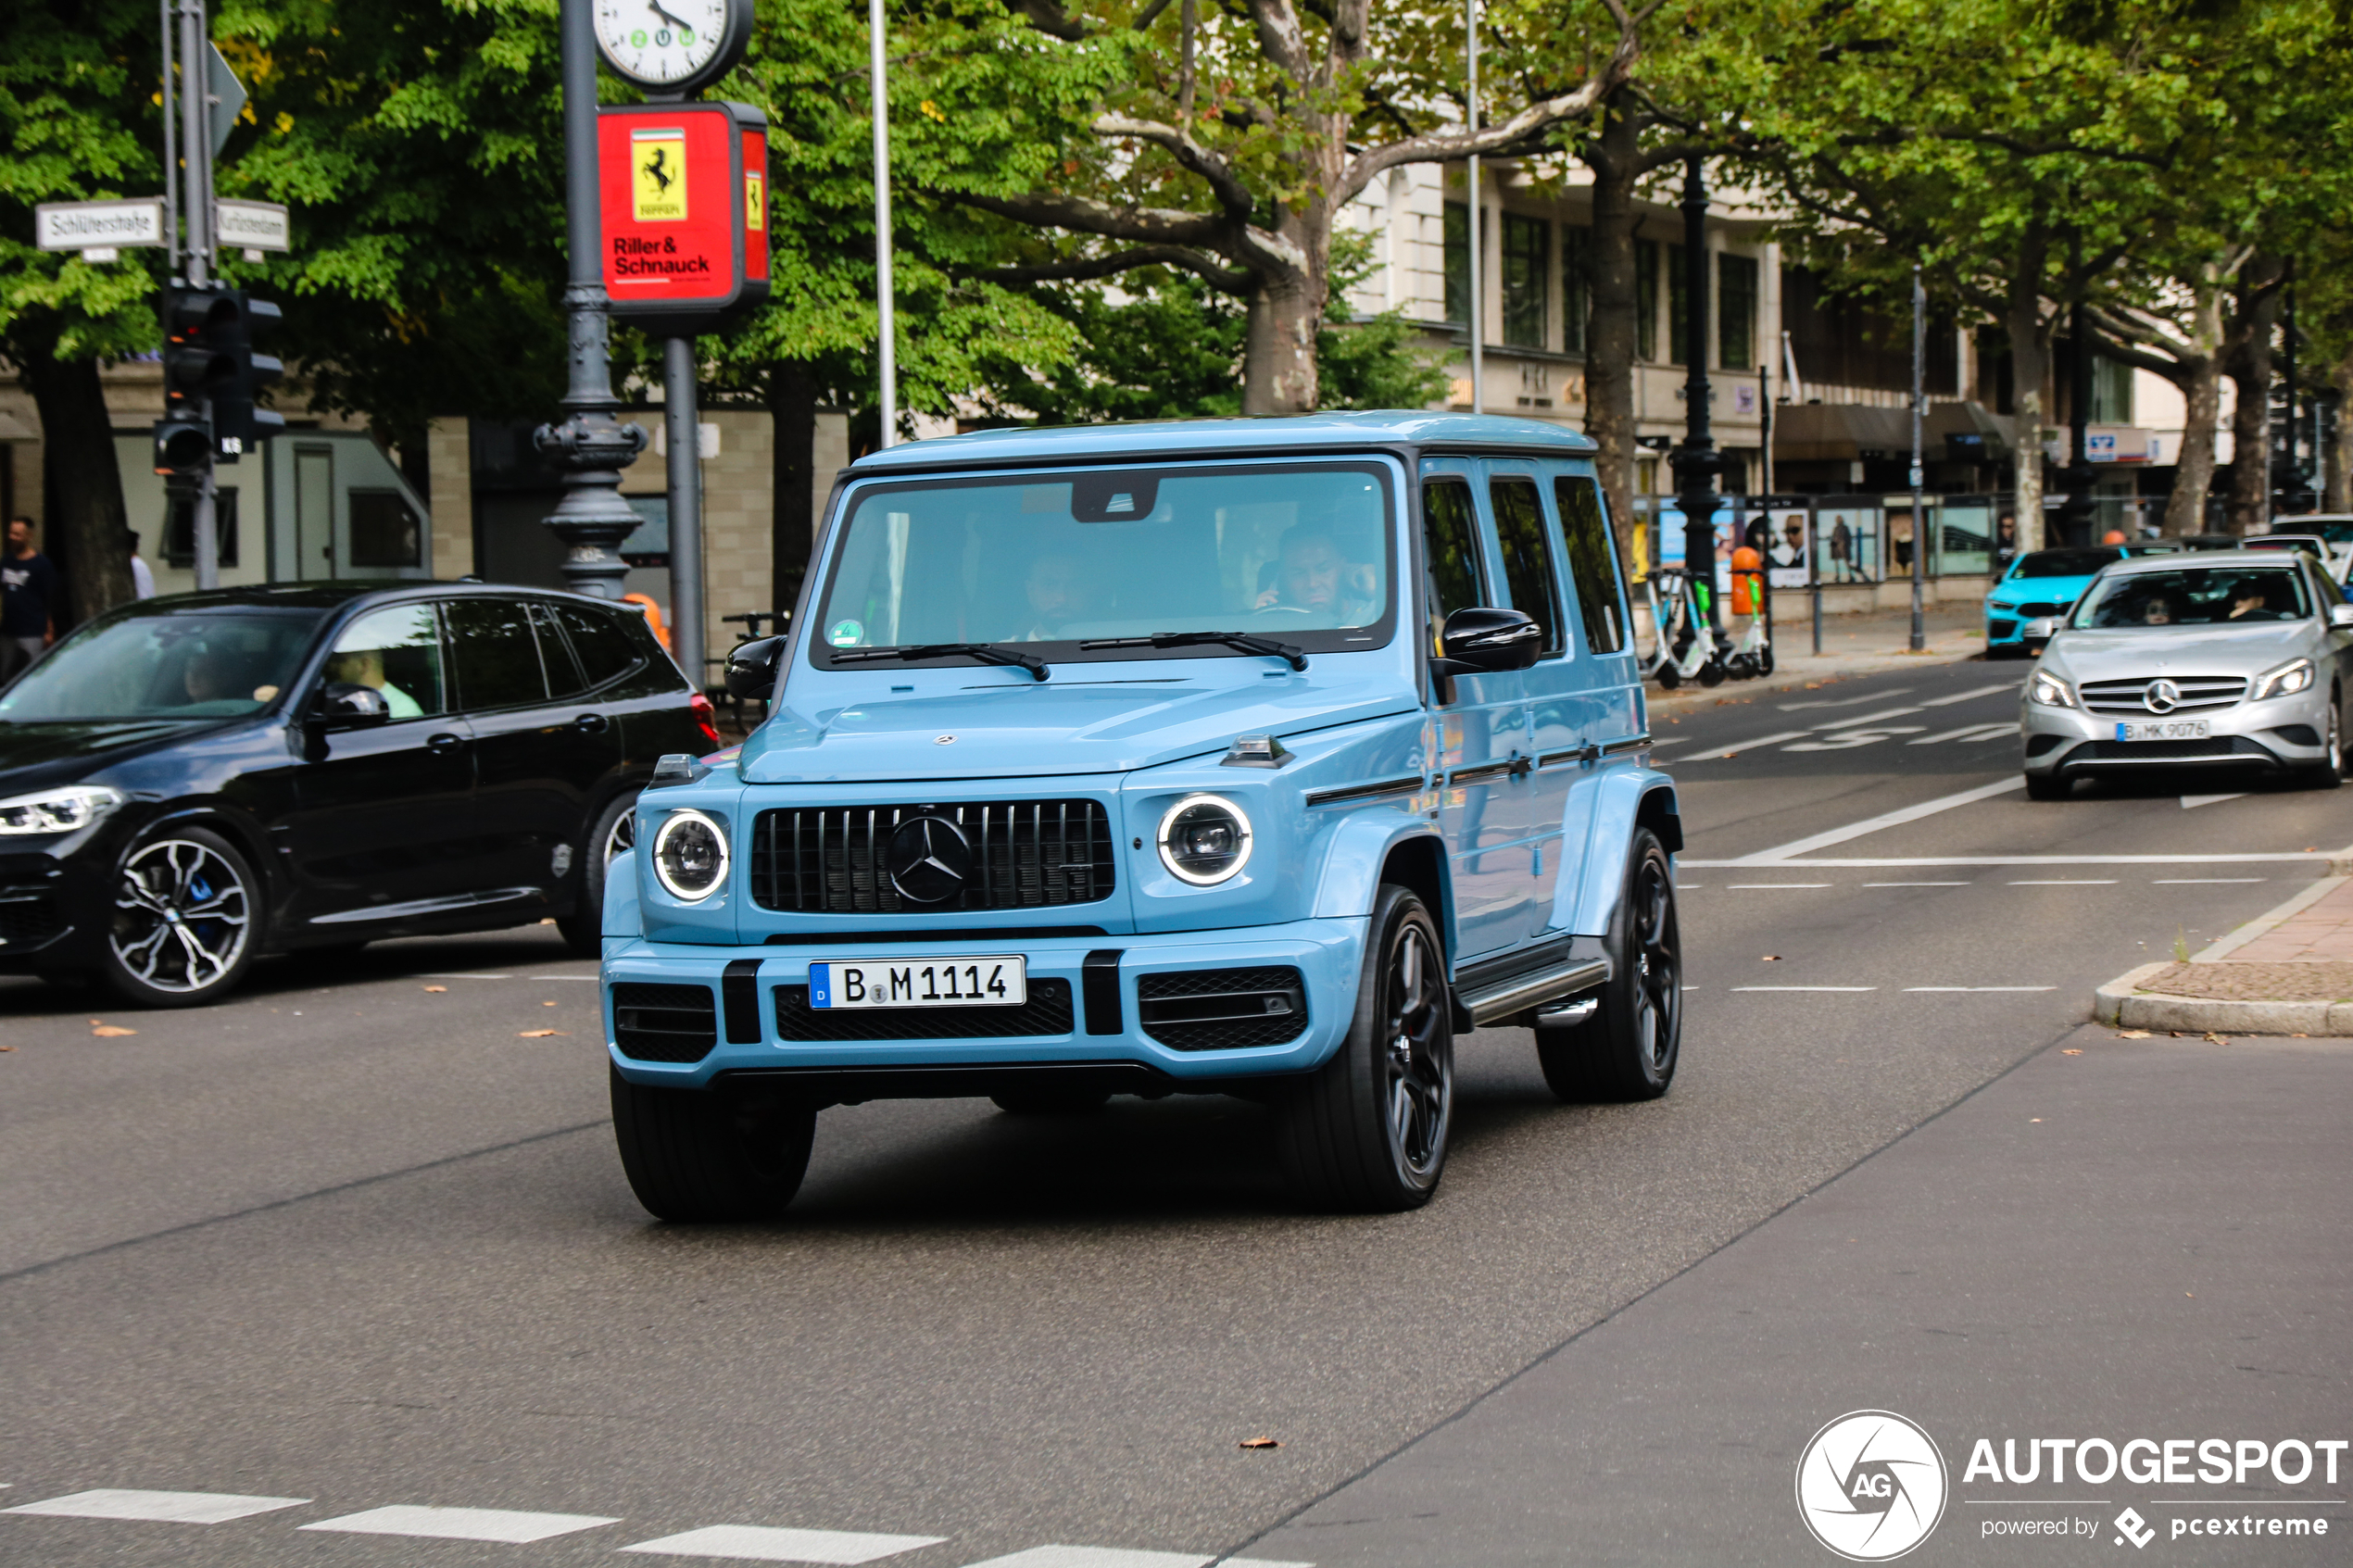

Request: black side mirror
left=1432, top=607, right=1541, bottom=679
left=312, top=682, right=391, bottom=729
left=724, top=635, right=786, bottom=701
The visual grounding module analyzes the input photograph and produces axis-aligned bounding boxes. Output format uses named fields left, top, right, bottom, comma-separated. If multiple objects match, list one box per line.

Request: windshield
left=2011, top=547, right=2121, bottom=580
left=812, top=462, right=1395, bottom=667
left=0, top=605, right=327, bottom=720
left=2072, top=566, right=2312, bottom=629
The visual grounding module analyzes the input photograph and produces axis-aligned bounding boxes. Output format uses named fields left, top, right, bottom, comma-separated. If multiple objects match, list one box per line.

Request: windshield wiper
left=830, top=643, right=1049, bottom=681
left=1079, top=631, right=1309, bottom=671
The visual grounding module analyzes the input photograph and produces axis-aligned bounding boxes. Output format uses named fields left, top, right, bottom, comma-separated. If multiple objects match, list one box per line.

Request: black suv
left=0, top=583, right=712, bottom=1006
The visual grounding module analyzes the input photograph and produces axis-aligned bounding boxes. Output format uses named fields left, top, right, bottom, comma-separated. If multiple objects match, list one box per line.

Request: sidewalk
left=2096, top=875, right=2353, bottom=1034
left=1646, top=601, right=1990, bottom=719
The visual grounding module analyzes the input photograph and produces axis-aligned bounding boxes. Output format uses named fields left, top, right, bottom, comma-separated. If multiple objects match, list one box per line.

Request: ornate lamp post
left=1667, top=156, right=1724, bottom=660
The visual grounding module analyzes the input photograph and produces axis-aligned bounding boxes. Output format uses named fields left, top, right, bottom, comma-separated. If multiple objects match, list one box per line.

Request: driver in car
left=1256, top=526, right=1378, bottom=625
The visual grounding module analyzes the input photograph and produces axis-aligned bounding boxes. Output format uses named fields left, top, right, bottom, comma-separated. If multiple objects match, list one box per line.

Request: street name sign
left=34, top=198, right=167, bottom=252
left=215, top=199, right=291, bottom=253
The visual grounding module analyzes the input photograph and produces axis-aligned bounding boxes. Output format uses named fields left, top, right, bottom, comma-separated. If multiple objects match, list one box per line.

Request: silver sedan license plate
left=2116, top=719, right=2211, bottom=742
left=809, top=956, right=1027, bottom=1010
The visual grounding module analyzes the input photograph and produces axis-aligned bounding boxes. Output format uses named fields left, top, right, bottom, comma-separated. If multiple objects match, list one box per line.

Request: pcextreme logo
left=1796, top=1410, right=1951, bottom=1562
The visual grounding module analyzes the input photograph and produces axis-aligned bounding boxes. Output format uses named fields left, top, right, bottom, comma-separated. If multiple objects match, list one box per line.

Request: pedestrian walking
left=128, top=531, right=157, bottom=600
left=2, top=516, right=61, bottom=681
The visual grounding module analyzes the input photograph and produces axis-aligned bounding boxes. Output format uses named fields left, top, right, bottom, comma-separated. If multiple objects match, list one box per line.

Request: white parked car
left=2020, top=550, right=2353, bottom=799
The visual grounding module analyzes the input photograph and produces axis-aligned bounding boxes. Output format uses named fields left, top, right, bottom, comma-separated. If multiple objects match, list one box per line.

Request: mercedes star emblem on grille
left=887, top=814, right=972, bottom=904
left=2145, top=678, right=2182, bottom=714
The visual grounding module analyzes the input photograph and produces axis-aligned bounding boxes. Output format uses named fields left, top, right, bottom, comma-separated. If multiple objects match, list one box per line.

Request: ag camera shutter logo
left=1796, top=1410, right=1949, bottom=1561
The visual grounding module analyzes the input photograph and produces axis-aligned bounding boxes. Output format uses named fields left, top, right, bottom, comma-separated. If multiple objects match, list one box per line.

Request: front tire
left=2024, top=771, right=2070, bottom=801
left=100, top=828, right=259, bottom=1008
left=1538, top=828, right=1681, bottom=1102
left=558, top=792, right=638, bottom=957
left=1277, top=884, right=1453, bottom=1211
left=610, top=1067, right=816, bottom=1222
left=2298, top=694, right=2344, bottom=790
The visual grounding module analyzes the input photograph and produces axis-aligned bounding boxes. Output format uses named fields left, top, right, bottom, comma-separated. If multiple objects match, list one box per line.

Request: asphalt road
left=1, top=656, right=2347, bottom=1568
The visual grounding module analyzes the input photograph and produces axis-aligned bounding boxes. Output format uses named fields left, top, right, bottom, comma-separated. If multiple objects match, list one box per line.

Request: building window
left=1501, top=212, right=1549, bottom=349
left=164, top=487, right=239, bottom=568
left=349, top=490, right=423, bottom=569
left=2091, top=356, right=2133, bottom=423
left=1563, top=226, right=1592, bottom=355
left=1718, top=252, right=1757, bottom=370
left=1444, top=201, right=1469, bottom=327
left=1636, top=239, right=1659, bottom=362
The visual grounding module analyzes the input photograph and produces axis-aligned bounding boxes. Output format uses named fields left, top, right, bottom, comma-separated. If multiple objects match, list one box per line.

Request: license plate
left=2116, top=720, right=2211, bottom=742
left=809, top=956, right=1027, bottom=1010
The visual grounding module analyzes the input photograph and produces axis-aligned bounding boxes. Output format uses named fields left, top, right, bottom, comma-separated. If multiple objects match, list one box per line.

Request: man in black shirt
left=2, top=516, right=62, bottom=682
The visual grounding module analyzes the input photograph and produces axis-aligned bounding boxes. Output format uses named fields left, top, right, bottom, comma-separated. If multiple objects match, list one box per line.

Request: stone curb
left=2091, top=962, right=2353, bottom=1035
left=2191, top=874, right=2350, bottom=960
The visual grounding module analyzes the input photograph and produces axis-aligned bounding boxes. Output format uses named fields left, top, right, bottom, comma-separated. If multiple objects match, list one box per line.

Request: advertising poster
left=1764, top=507, right=1811, bottom=588
left=1815, top=504, right=1882, bottom=583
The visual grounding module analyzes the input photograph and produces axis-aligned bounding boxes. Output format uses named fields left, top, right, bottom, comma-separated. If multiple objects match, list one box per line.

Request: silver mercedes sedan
left=2020, top=549, right=2353, bottom=799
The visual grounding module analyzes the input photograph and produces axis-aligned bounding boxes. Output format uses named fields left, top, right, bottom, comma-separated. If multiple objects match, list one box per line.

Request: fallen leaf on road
left=0, top=1045, right=13, bottom=1051
left=517, top=1028, right=569, bottom=1037
left=542, top=1000, right=558, bottom=1007
left=1762, top=955, right=1782, bottom=961
left=2030, top=1117, right=2042, bottom=1123
left=2116, top=1030, right=2153, bottom=1038
left=92, top=1025, right=136, bottom=1037
left=422, top=985, right=447, bottom=993
left=2061, top=1048, right=2082, bottom=1055
left=1239, top=1436, right=1279, bottom=1449
left=2203, top=1031, right=2229, bottom=1044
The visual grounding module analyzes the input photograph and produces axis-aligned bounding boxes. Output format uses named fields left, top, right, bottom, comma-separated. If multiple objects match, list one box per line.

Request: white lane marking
left=1917, top=681, right=2022, bottom=708
left=299, top=1506, right=619, bottom=1543
left=1813, top=706, right=1927, bottom=730
left=621, top=1524, right=947, bottom=1562
left=2182, top=793, right=2250, bottom=809
left=1645, top=735, right=1688, bottom=749
left=1730, top=985, right=1878, bottom=993
left=1866, top=881, right=1970, bottom=887
left=1906, top=722, right=2016, bottom=746
left=1685, top=852, right=2327, bottom=867
left=1783, top=726, right=1927, bottom=752
left=1904, top=986, right=2057, bottom=993
left=1689, top=729, right=1813, bottom=759
left=1726, top=777, right=2024, bottom=864
left=1780, top=687, right=1914, bottom=710
left=1727, top=883, right=1833, bottom=889
left=420, top=972, right=514, bottom=981
left=2008, top=879, right=2119, bottom=886
left=2154, top=877, right=2267, bottom=884
left=3, top=1490, right=309, bottom=1524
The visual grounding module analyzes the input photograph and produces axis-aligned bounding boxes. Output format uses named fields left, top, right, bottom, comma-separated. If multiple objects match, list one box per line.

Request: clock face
left=595, top=0, right=733, bottom=88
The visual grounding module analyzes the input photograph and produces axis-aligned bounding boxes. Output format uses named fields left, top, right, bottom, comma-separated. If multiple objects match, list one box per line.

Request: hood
left=1990, top=575, right=2096, bottom=604
left=738, top=675, right=1415, bottom=784
left=2045, top=621, right=2312, bottom=682
left=0, top=720, right=230, bottom=795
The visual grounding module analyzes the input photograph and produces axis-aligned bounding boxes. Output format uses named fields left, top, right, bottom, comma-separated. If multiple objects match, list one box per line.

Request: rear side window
left=554, top=602, right=646, bottom=688
left=1422, top=480, right=1486, bottom=648
left=531, top=604, right=589, bottom=698
left=327, top=603, right=447, bottom=719
left=446, top=597, right=549, bottom=710
left=1490, top=476, right=1565, bottom=655
left=1554, top=476, right=1629, bottom=654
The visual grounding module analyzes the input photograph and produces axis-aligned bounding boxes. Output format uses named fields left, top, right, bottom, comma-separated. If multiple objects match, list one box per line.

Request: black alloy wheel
left=101, top=828, right=259, bottom=1008
left=1277, top=883, right=1453, bottom=1211
left=1538, top=827, right=1681, bottom=1102
left=2301, top=695, right=2345, bottom=790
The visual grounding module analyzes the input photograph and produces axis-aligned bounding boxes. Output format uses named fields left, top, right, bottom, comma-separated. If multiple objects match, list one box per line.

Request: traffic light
left=162, top=284, right=235, bottom=424
left=210, top=292, right=284, bottom=458
left=153, top=412, right=212, bottom=489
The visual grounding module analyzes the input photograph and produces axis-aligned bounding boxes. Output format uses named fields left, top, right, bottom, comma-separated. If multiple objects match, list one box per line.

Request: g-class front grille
left=748, top=801, right=1115, bottom=914
left=2078, top=675, right=2249, bottom=715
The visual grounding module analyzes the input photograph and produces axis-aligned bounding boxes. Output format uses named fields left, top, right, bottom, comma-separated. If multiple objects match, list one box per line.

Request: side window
left=531, top=603, right=589, bottom=698
left=446, top=597, right=549, bottom=711
left=1422, top=479, right=1486, bottom=649
left=1490, top=476, right=1565, bottom=656
left=325, top=604, right=447, bottom=720
left=1554, top=476, right=1629, bottom=655
left=553, top=602, right=646, bottom=689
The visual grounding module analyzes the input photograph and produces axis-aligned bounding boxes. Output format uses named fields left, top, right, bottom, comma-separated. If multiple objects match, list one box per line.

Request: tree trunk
left=2224, top=272, right=2280, bottom=534
left=769, top=358, right=818, bottom=623
left=1241, top=263, right=1323, bottom=415
left=2157, top=269, right=2228, bottom=535
left=2330, top=348, right=2353, bottom=513
left=2004, top=247, right=2050, bottom=556
left=1581, top=95, right=1641, bottom=581
left=22, top=352, right=133, bottom=628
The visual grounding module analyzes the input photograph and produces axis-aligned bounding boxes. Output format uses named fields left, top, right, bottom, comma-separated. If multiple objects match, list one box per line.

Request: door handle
left=426, top=732, right=467, bottom=755
left=573, top=712, right=610, bottom=733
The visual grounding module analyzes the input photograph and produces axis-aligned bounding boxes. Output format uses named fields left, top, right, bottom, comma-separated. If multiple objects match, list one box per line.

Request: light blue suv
left=598, top=414, right=1684, bottom=1216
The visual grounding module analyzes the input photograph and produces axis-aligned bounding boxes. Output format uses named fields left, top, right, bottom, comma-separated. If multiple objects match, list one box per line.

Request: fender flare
left=602, top=843, right=643, bottom=944
left=1557, top=768, right=1680, bottom=936
left=1310, top=811, right=1453, bottom=947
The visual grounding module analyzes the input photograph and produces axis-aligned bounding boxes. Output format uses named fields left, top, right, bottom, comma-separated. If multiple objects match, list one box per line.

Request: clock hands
left=645, top=0, right=696, bottom=33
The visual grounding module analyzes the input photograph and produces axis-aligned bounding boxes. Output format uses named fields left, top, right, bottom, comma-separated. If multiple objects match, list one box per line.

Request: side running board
left=1453, top=953, right=1611, bottom=1028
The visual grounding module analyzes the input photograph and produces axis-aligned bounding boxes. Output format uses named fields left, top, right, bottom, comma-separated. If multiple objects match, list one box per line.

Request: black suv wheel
left=1537, top=827, right=1680, bottom=1102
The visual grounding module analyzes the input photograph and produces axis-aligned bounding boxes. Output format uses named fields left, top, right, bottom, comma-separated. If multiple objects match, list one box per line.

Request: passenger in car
left=325, top=646, right=424, bottom=718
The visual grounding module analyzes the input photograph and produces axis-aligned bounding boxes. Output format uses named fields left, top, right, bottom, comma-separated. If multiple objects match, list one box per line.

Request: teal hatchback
left=598, top=414, right=1684, bottom=1216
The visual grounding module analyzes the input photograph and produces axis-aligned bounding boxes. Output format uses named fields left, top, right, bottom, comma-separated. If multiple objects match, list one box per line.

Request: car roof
left=846, top=411, right=1598, bottom=473
left=119, top=581, right=630, bottom=616
left=2100, top=549, right=2322, bottom=575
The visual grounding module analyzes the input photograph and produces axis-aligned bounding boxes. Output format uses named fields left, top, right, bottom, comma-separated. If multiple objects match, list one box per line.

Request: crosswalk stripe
left=2, top=1489, right=309, bottom=1524
left=298, top=1505, right=619, bottom=1542
left=622, top=1524, right=947, bottom=1562
left=1906, top=722, right=2014, bottom=746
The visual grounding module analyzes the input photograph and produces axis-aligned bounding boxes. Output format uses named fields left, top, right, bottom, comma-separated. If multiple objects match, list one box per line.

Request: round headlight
left=650, top=809, right=729, bottom=901
left=1157, top=794, right=1252, bottom=885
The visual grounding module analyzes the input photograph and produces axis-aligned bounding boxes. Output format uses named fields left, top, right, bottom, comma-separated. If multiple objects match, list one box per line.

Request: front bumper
left=2021, top=690, right=2333, bottom=777
left=601, top=916, right=1372, bottom=1092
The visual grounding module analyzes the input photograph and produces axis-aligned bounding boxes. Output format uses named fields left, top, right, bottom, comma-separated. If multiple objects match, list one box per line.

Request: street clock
left=593, top=0, right=752, bottom=97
